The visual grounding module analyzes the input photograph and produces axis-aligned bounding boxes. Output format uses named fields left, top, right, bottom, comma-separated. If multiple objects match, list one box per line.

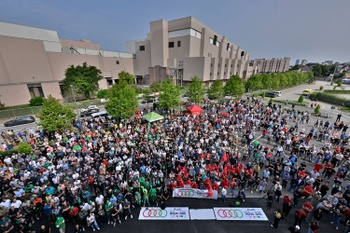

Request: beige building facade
left=0, top=22, right=134, bottom=106
left=253, top=57, right=290, bottom=74
left=130, top=17, right=254, bottom=86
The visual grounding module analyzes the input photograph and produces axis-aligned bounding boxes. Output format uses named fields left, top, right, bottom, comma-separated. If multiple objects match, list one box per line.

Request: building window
left=169, top=42, right=174, bottom=48
left=210, top=63, right=213, bottom=67
left=218, top=64, right=221, bottom=67
left=177, top=41, right=181, bottom=47
left=27, top=83, right=44, bottom=98
left=217, top=72, right=220, bottom=76
left=116, top=61, right=119, bottom=65
left=210, top=72, right=212, bottom=76
left=224, top=72, right=226, bottom=76
left=139, top=45, right=145, bottom=51
left=225, top=64, right=227, bottom=67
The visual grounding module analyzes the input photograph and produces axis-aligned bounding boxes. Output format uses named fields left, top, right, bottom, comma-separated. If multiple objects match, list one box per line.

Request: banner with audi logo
left=213, top=208, right=268, bottom=221
left=139, top=207, right=190, bottom=220
left=173, top=188, right=218, bottom=199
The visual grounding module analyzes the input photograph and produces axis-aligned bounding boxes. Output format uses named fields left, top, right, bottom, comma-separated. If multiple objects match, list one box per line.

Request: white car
left=273, top=91, right=282, bottom=97
left=81, top=105, right=99, bottom=113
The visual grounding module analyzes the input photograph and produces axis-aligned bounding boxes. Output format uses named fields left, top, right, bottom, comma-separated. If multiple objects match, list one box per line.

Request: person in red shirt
left=230, top=178, right=237, bottom=197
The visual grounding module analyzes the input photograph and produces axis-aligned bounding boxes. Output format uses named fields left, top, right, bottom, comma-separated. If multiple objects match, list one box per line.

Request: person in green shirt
left=142, top=188, right=150, bottom=207
left=149, top=187, right=157, bottom=205
left=55, top=216, right=65, bottom=233
left=105, top=201, right=114, bottom=225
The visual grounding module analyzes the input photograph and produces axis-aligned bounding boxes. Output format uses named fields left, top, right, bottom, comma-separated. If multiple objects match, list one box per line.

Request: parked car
left=141, top=98, right=155, bottom=104
left=265, top=92, right=278, bottom=98
left=273, top=91, right=282, bottom=97
left=4, top=116, right=35, bottom=127
left=302, top=89, right=313, bottom=96
left=80, top=105, right=99, bottom=113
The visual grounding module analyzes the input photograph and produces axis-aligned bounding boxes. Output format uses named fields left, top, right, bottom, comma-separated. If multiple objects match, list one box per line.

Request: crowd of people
left=0, top=97, right=349, bottom=233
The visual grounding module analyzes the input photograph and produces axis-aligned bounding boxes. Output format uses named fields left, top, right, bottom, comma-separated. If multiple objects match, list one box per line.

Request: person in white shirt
left=95, top=194, right=104, bottom=205
left=87, top=213, right=100, bottom=231
left=221, top=187, right=227, bottom=203
left=0, top=199, right=11, bottom=210
left=10, top=198, right=22, bottom=209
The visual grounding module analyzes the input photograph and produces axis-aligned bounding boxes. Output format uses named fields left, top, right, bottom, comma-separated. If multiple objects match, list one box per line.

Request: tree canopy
left=158, top=78, right=181, bottom=109
left=63, top=62, right=103, bottom=99
left=37, top=96, right=76, bottom=132
left=105, top=84, right=139, bottom=119
left=187, top=76, right=206, bottom=104
left=118, top=71, right=135, bottom=87
left=207, top=80, right=224, bottom=99
left=224, top=75, right=245, bottom=97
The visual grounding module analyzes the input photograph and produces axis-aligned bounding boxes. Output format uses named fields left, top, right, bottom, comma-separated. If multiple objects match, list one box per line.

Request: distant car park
left=4, top=116, right=35, bottom=127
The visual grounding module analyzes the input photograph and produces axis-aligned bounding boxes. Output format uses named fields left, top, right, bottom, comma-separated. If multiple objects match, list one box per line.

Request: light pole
left=70, top=85, right=80, bottom=125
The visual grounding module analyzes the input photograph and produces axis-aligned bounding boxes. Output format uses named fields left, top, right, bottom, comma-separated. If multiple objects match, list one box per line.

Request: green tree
left=143, top=88, right=154, bottom=101
left=37, top=96, right=76, bottom=132
left=314, top=105, right=321, bottom=115
left=187, top=76, right=206, bottom=103
left=106, top=84, right=138, bottom=119
left=96, top=89, right=109, bottom=99
left=312, top=64, right=322, bottom=77
left=291, top=64, right=301, bottom=71
left=63, top=62, right=103, bottom=99
left=118, top=71, right=135, bottom=87
left=298, top=95, right=304, bottom=103
left=158, top=78, right=181, bottom=109
left=17, top=142, right=33, bottom=154
left=208, top=80, right=225, bottom=99
left=321, top=65, right=330, bottom=77
left=224, top=75, right=245, bottom=97
left=150, top=81, right=162, bottom=93
left=245, top=75, right=263, bottom=91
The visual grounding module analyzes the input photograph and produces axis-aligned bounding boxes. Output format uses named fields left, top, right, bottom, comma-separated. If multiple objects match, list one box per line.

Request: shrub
left=319, top=86, right=323, bottom=91
left=268, top=98, right=273, bottom=107
left=314, top=105, right=321, bottom=115
left=337, top=80, right=342, bottom=87
left=298, top=95, right=304, bottom=103
left=0, top=101, right=4, bottom=110
left=0, top=149, right=19, bottom=156
left=261, top=92, right=265, bottom=99
left=324, top=90, right=350, bottom=94
left=29, top=96, right=44, bottom=106
left=17, top=142, right=33, bottom=155
left=96, top=89, right=110, bottom=99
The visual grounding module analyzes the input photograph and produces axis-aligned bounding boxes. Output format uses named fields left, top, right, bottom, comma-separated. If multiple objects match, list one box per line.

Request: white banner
left=190, top=209, right=216, bottom=220
left=172, top=188, right=218, bottom=199
left=213, top=208, right=268, bottom=221
left=139, top=207, right=190, bottom=220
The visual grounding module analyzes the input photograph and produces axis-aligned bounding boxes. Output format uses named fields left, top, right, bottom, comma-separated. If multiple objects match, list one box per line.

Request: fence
left=0, top=99, right=103, bottom=120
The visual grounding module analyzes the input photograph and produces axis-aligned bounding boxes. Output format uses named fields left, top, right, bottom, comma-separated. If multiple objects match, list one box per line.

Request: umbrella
left=142, top=112, right=164, bottom=122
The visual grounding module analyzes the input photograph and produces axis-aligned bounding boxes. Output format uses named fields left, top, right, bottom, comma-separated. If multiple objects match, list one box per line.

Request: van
left=265, top=92, right=277, bottom=98
left=302, top=89, right=313, bottom=96
left=91, top=111, right=108, bottom=118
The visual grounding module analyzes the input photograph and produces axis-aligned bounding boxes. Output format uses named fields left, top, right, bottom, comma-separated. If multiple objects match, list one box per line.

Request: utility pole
left=70, top=85, right=80, bottom=126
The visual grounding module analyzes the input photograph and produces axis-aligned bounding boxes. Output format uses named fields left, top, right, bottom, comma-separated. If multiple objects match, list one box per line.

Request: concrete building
left=0, top=21, right=134, bottom=106
left=301, top=59, right=307, bottom=66
left=253, top=57, right=290, bottom=74
left=129, top=16, right=253, bottom=86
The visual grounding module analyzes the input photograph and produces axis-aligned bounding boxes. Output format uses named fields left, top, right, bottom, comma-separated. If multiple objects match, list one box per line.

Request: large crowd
left=0, top=97, right=350, bottom=233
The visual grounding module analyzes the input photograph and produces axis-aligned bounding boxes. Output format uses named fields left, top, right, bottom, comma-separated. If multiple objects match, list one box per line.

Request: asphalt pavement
left=32, top=198, right=339, bottom=233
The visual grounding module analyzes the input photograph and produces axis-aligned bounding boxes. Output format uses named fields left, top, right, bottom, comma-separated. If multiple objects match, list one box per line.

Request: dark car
left=80, top=108, right=99, bottom=117
left=4, top=116, right=35, bottom=127
left=265, top=92, right=278, bottom=98
left=141, top=98, right=155, bottom=104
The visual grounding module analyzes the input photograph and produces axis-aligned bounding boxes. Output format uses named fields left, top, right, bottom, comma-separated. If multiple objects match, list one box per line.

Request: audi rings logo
left=142, top=209, right=167, bottom=218
left=176, top=189, right=195, bottom=197
left=217, top=209, right=244, bottom=218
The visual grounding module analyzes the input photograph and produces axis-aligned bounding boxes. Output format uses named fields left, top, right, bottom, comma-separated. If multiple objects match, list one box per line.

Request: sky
left=0, top=0, right=349, bottom=64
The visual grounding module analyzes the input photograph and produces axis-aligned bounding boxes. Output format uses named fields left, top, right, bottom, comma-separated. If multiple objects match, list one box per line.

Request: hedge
left=323, top=90, right=350, bottom=94
left=273, top=99, right=309, bottom=106
left=0, top=149, right=19, bottom=156
left=315, top=92, right=350, bottom=106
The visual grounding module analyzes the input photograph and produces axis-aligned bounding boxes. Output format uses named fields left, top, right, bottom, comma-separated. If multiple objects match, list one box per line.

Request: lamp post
left=70, top=85, right=80, bottom=125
